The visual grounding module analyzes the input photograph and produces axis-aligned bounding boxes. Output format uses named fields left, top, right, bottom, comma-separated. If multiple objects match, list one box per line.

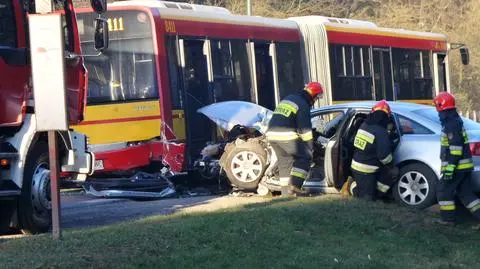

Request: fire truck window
left=0, top=0, right=17, bottom=47
left=77, top=11, right=159, bottom=104
left=276, top=42, right=304, bottom=100
left=211, top=39, right=252, bottom=102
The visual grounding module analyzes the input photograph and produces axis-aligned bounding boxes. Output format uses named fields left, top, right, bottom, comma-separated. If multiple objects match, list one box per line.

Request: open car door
left=324, top=109, right=402, bottom=189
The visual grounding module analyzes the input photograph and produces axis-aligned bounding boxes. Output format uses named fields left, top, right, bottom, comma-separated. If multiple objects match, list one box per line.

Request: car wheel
left=224, top=141, right=267, bottom=190
left=18, top=142, right=51, bottom=234
left=393, top=163, right=437, bottom=209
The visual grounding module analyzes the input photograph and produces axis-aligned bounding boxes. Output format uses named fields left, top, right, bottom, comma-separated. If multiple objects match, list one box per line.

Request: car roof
left=312, top=101, right=431, bottom=113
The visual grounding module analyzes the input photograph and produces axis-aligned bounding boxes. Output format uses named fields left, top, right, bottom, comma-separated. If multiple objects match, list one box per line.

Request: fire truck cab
left=0, top=0, right=108, bottom=234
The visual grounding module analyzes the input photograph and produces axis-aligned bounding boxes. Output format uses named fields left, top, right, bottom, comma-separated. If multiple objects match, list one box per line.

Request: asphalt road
left=59, top=191, right=269, bottom=230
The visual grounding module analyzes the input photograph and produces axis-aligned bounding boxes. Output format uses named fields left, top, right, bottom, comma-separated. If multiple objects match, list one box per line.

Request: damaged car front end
left=195, top=101, right=326, bottom=196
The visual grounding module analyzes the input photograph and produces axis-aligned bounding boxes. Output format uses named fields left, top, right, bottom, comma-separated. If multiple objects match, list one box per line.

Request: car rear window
left=413, top=108, right=480, bottom=130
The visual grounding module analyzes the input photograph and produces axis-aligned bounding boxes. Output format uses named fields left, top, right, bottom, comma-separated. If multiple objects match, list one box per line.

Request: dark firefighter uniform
left=266, top=82, right=323, bottom=195
left=437, top=108, right=480, bottom=222
left=351, top=101, right=396, bottom=200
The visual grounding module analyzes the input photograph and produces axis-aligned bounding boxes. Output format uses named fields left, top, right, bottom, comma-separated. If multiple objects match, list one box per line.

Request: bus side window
left=166, top=36, right=183, bottom=109
left=276, top=42, right=304, bottom=100
left=0, top=0, right=17, bottom=47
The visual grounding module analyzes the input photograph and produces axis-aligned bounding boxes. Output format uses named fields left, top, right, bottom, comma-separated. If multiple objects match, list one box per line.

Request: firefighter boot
left=290, top=177, right=307, bottom=196
left=340, top=177, right=354, bottom=196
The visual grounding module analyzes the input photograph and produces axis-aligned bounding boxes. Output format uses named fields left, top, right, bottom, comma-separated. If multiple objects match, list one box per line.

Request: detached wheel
left=393, top=163, right=437, bottom=209
left=18, top=142, right=51, bottom=234
left=0, top=200, right=16, bottom=234
left=224, top=141, right=267, bottom=190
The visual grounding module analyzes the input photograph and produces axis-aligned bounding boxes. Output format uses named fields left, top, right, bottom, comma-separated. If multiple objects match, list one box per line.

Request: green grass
left=1, top=196, right=480, bottom=269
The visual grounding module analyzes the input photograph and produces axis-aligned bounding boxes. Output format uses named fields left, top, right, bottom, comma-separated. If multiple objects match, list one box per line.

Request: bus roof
left=110, top=0, right=298, bottom=30
left=290, top=15, right=448, bottom=42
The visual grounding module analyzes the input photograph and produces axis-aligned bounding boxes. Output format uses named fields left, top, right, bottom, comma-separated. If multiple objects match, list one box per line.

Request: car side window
left=312, top=111, right=346, bottom=138
left=397, top=115, right=432, bottom=135
left=0, top=0, right=17, bottom=47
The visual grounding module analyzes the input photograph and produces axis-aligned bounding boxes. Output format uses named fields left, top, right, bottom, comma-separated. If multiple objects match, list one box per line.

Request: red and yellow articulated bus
left=74, top=1, right=468, bottom=176
left=74, top=1, right=304, bottom=173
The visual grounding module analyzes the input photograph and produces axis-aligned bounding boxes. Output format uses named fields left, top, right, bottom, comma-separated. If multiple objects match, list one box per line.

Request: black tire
left=18, top=142, right=51, bottom=234
left=0, top=199, right=16, bottom=234
left=224, top=141, right=267, bottom=190
left=393, top=163, right=437, bottom=210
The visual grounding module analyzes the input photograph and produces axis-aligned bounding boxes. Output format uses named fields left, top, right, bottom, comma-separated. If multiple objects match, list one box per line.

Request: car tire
left=224, top=140, right=267, bottom=190
left=393, top=163, right=437, bottom=210
left=18, top=142, right=51, bottom=234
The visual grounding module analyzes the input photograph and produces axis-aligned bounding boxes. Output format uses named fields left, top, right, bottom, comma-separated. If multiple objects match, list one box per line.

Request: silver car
left=197, top=101, right=480, bottom=209
left=314, top=101, right=480, bottom=209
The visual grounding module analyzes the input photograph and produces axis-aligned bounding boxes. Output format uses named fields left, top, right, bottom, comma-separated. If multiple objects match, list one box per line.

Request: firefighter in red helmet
left=266, top=82, right=324, bottom=196
left=433, top=91, right=480, bottom=225
left=349, top=100, right=399, bottom=200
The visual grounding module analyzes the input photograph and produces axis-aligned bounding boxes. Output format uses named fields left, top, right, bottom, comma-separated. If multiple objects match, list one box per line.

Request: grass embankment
left=1, top=196, right=479, bottom=269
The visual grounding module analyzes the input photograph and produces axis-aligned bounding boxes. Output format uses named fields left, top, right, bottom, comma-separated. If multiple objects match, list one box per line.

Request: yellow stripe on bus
left=72, top=100, right=161, bottom=145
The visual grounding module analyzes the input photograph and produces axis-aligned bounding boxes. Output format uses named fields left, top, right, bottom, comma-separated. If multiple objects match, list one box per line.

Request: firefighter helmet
left=433, top=91, right=456, bottom=112
left=304, top=82, right=324, bottom=100
left=371, top=100, right=391, bottom=116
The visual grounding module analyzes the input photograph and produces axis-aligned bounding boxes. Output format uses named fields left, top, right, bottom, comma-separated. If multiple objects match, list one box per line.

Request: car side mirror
left=90, top=0, right=107, bottom=14
left=94, top=18, right=109, bottom=52
left=460, top=47, right=469, bottom=65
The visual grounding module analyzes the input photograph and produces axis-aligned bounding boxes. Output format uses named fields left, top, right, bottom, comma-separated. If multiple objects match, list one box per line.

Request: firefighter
left=266, top=82, right=324, bottom=196
left=349, top=100, right=398, bottom=201
left=433, top=92, right=480, bottom=225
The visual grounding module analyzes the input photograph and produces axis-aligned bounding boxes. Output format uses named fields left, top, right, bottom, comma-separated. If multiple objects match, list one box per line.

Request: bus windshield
left=77, top=10, right=158, bottom=104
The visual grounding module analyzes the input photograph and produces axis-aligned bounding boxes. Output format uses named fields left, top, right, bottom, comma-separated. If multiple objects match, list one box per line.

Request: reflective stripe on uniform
left=449, top=145, right=463, bottom=156
left=467, top=199, right=480, bottom=212
left=351, top=160, right=379, bottom=173
left=299, top=131, right=313, bottom=141
left=380, top=154, right=393, bottom=165
left=266, top=131, right=299, bottom=141
left=439, top=200, right=456, bottom=211
left=290, top=167, right=308, bottom=179
left=376, top=181, right=390, bottom=193
left=356, top=129, right=375, bottom=144
left=457, top=158, right=474, bottom=170
left=273, top=101, right=299, bottom=117
left=279, top=177, right=290, bottom=186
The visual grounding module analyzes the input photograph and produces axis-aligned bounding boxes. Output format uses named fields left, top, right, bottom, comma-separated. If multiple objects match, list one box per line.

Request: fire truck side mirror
left=460, top=47, right=469, bottom=65
left=94, top=18, right=109, bottom=52
left=90, top=0, right=107, bottom=14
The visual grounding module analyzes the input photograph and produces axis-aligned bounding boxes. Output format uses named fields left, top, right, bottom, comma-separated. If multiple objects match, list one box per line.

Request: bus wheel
left=18, top=142, right=51, bottom=234
left=0, top=199, right=16, bottom=234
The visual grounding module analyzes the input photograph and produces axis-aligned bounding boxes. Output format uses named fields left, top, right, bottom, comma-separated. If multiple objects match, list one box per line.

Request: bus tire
left=224, top=141, right=267, bottom=190
left=18, top=142, right=51, bottom=234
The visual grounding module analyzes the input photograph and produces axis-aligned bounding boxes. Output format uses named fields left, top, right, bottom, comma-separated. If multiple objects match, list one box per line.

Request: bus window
left=166, top=36, right=183, bottom=109
left=276, top=42, right=303, bottom=100
left=437, top=54, right=447, bottom=91
left=78, top=10, right=158, bottom=104
left=330, top=44, right=373, bottom=101
left=0, top=0, right=17, bottom=47
left=210, top=39, right=252, bottom=102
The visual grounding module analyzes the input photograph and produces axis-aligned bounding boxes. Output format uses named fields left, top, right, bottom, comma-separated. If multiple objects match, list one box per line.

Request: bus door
left=372, top=47, right=394, bottom=101
left=251, top=41, right=276, bottom=110
left=433, top=53, right=448, bottom=94
left=178, top=38, right=214, bottom=165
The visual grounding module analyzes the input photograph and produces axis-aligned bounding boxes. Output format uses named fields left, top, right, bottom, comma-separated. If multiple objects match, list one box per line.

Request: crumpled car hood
left=197, top=101, right=273, bottom=134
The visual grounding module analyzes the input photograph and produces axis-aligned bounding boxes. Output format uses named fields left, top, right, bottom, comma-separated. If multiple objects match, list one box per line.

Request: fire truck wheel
left=0, top=200, right=16, bottom=234
left=18, top=142, right=51, bottom=234
left=224, top=141, right=267, bottom=190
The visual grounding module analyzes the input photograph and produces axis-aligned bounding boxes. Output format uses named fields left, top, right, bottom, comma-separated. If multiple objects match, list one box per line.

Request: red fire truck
left=0, top=0, right=108, bottom=234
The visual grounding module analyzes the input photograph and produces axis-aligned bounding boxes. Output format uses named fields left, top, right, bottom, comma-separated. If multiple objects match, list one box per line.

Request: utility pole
left=247, top=0, right=252, bottom=15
